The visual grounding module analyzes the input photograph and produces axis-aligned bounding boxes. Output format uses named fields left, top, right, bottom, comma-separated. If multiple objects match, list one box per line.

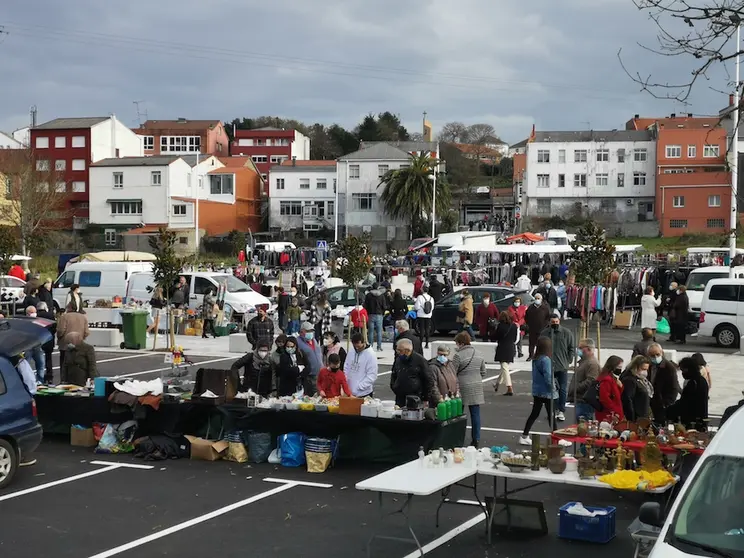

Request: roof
left=180, top=155, right=218, bottom=167
left=253, top=126, right=285, bottom=131
left=33, top=117, right=109, bottom=130
left=91, top=156, right=180, bottom=167
left=280, top=160, right=336, bottom=167
left=627, top=116, right=720, bottom=131
left=509, top=138, right=529, bottom=149
left=218, top=156, right=253, bottom=168
left=339, top=142, right=412, bottom=161
left=137, top=119, right=221, bottom=131
left=360, top=140, right=437, bottom=152
left=532, top=130, right=653, bottom=143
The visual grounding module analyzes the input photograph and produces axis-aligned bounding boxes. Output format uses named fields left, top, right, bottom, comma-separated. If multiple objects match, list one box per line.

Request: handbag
left=583, top=380, right=603, bottom=411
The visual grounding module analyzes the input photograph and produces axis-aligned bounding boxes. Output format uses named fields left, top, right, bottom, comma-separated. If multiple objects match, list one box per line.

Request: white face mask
left=483, top=300, right=490, bottom=307
left=534, top=299, right=542, bottom=306
left=638, top=370, right=648, bottom=379
left=257, top=350, right=269, bottom=359
left=676, top=290, right=681, bottom=295
left=513, top=302, right=520, bottom=307
left=323, top=338, right=332, bottom=347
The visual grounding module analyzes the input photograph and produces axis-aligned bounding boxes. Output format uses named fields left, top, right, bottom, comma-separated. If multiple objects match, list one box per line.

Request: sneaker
left=518, top=435, right=531, bottom=446
left=556, top=411, right=565, bottom=421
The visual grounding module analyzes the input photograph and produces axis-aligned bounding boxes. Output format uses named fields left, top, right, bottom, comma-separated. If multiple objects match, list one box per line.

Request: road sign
left=316, top=240, right=328, bottom=251
left=516, top=212, right=521, bottom=220
left=514, top=206, right=521, bottom=213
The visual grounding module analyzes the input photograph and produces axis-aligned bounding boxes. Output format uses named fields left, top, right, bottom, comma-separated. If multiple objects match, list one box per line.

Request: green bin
left=120, top=310, right=149, bottom=350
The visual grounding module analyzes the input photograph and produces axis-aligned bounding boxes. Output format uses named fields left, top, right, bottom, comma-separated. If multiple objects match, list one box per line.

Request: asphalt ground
left=1, top=349, right=720, bottom=558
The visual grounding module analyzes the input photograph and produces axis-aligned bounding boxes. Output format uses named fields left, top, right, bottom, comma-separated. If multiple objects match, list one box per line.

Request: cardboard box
left=185, top=435, right=229, bottom=461
left=70, top=427, right=97, bottom=447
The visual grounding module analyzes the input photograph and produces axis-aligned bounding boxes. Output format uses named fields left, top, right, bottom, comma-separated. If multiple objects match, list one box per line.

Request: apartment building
left=523, top=130, right=658, bottom=236
left=133, top=119, right=228, bottom=157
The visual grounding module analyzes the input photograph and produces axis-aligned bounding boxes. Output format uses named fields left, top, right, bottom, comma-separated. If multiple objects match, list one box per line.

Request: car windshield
left=212, top=275, right=252, bottom=293
left=686, top=272, right=729, bottom=292
left=669, top=455, right=744, bottom=557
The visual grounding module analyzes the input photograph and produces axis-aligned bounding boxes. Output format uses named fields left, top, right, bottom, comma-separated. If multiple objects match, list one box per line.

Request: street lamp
left=730, top=14, right=741, bottom=277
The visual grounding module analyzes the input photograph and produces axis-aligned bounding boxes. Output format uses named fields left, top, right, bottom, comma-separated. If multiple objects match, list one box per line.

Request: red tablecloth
left=551, top=430, right=704, bottom=456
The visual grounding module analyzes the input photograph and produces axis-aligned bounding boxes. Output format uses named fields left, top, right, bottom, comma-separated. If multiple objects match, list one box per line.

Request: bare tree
left=621, top=1, right=744, bottom=102
left=438, top=122, right=471, bottom=143
left=0, top=149, right=72, bottom=255
left=467, top=123, right=502, bottom=145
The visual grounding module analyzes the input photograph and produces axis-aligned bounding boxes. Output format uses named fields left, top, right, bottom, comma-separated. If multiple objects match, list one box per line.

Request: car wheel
left=715, top=325, right=739, bottom=348
left=0, top=439, right=18, bottom=490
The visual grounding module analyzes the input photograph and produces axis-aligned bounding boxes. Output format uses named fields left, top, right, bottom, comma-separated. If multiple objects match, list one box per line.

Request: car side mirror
left=638, top=502, right=662, bottom=528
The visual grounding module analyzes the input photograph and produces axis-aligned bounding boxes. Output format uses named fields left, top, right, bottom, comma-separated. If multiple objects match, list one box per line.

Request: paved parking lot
left=1, top=349, right=719, bottom=557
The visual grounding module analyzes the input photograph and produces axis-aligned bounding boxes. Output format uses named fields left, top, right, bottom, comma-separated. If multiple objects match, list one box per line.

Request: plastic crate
left=558, top=502, right=616, bottom=544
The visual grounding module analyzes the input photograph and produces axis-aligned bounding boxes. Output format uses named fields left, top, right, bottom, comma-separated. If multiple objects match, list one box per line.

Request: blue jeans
left=287, top=320, right=300, bottom=335
left=460, top=322, right=476, bottom=340
left=554, top=369, right=568, bottom=413
left=368, top=314, right=383, bottom=350
left=26, top=346, right=46, bottom=383
left=469, top=405, right=481, bottom=442
left=574, top=402, right=595, bottom=422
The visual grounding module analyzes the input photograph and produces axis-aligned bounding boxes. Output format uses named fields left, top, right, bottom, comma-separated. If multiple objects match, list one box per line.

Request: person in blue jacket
left=519, top=336, right=557, bottom=445
left=296, top=321, right=323, bottom=395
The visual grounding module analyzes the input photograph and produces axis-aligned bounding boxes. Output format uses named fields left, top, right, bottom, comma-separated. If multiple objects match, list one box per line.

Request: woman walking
left=507, top=296, right=527, bottom=358
left=457, top=290, right=475, bottom=339
left=519, top=337, right=557, bottom=445
left=451, top=332, right=486, bottom=448
left=492, top=311, right=518, bottom=396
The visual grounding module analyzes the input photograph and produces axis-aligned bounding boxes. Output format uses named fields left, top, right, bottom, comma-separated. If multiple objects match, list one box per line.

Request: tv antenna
left=133, top=100, right=148, bottom=127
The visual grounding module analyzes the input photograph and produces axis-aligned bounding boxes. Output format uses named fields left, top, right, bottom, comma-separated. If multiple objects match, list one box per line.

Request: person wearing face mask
left=276, top=286, right=290, bottom=332
left=595, top=355, right=625, bottom=423
left=669, top=284, right=689, bottom=344
left=231, top=341, right=274, bottom=397
left=276, top=337, right=303, bottom=396
left=665, top=357, right=709, bottom=430
left=539, top=311, right=575, bottom=421
left=646, top=342, right=681, bottom=423
left=296, top=322, right=322, bottom=395
left=534, top=275, right=559, bottom=311
left=474, top=294, right=498, bottom=342
left=429, top=346, right=458, bottom=398
left=322, top=331, right=346, bottom=369
left=452, top=332, right=486, bottom=447
left=640, top=286, right=662, bottom=333
left=344, top=332, right=378, bottom=397
left=456, top=289, right=475, bottom=339
left=525, top=294, right=550, bottom=360
left=391, top=338, right=441, bottom=409
left=271, top=334, right=287, bottom=367
left=507, top=296, right=527, bottom=358
left=316, top=353, right=351, bottom=398
left=493, top=311, right=518, bottom=395
left=286, top=297, right=302, bottom=336
left=568, top=339, right=600, bottom=420
left=556, top=279, right=567, bottom=319
left=246, top=306, right=274, bottom=350
left=620, top=355, right=653, bottom=421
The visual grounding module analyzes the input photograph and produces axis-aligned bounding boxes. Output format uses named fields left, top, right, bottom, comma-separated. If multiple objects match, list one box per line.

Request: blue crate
left=558, top=502, right=616, bottom=544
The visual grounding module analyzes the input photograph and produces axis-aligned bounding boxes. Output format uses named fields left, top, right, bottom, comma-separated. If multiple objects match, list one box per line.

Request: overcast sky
left=0, top=0, right=736, bottom=144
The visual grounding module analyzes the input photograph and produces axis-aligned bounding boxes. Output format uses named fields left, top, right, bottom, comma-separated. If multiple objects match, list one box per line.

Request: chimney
left=177, top=117, right=186, bottom=123
left=688, top=113, right=693, bottom=118
left=731, top=94, right=735, bottom=106
left=670, top=113, right=676, bottom=118
left=292, top=156, right=296, bottom=166
left=634, top=114, right=639, bottom=119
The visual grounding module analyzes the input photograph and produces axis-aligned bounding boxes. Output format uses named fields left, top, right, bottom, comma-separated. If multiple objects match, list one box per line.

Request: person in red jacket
left=596, top=355, right=625, bottom=423
left=413, top=273, right=424, bottom=298
left=316, top=353, right=351, bottom=398
left=474, top=294, right=498, bottom=341
left=507, top=296, right=527, bottom=358
left=8, top=263, right=25, bottom=281
left=349, top=304, right=368, bottom=335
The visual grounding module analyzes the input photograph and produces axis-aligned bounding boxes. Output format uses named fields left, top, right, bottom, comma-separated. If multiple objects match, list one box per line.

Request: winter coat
left=429, top=358, right=458, bottom=397
left=650, top=358, right=681, bottom=420
left=631, top=339, right=654, bottom=358
left=231, top=353, right=274, bottom=396
left=428, top=279, right=445, bottom=302
left=670, top=292, right=689, bottom=323
left=396, top=330, right=423, bottom=355
left=458, top=295, right=474, bottom=325
left=37, top=285, right=54, bottom=311
left=296, top=336, right=323, bottom=380
left=364, top=287, right=388, bottom=316
left=451, top=345, right=486, bottom=406
left=245, top=316, right=274, bottom=349
left=202, top=293, right=216, bottom=320
left=666, top=368, right=709, bottom=429
left=568, top=355, right=600, bottom=403
left=531, top=356, right=557, bottom=399
left=493, top=322, right=518, bottom=364
left=525, top=302, right=550, bottom=334
left=539, top=325, right=575, bottom=372
left=311, top=303, right=332, bottom=333
left=596, top=372, right=624, bottom=423
left=344, top=345, right=378, bottom=397
left=57, top=311, right=89, bottom=343
left=286, top=304, right=302, bottom=322
left=640, top=294, right=661, bottom=330
left=474, top=303, right=498, bottom=338
left=323, top=342, right=347, bottom=369
left=507, top=304, right=527, bottom=329
left=350, top=307, right=369, bottom=328
left=621, top=373, right=651, bottom=421
left=390, top=351, right=440, bottom=407
left=413, top=277, right=424, bottom=298
left=316, top=367, right=352, bottom=398
left=414, top=293, right=434, bottom=318
left=535, top=285, right=558, bottom=310
left=390, top=298, right=408, bottom=321
left=61, top=341, right=98, bottom=386
left=276, top=351, right=302, bottom=396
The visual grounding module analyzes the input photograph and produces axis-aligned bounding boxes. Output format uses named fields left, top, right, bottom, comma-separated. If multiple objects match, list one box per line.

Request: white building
left=0, top=130, right=21, bottom=149
left=268, top=160, right=337, bottom=237
left=523, top=130, right=657, bottom=234
left=337, top=141, right=437, bottom=251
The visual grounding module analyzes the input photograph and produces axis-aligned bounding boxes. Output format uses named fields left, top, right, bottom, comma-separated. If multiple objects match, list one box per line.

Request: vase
left=530, top=434, right=541, bottom=470
left=547, top=444, right=566, bottom=474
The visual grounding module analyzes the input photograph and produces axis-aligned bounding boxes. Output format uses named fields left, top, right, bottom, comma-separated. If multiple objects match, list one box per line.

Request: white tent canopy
left=69, top=251, right=157, bottom=264
left=445, top=243, right=645, bottom=255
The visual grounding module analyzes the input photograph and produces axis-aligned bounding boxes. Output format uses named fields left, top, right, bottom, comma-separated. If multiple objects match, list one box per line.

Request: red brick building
left=133, top=119, right=228, bottom=157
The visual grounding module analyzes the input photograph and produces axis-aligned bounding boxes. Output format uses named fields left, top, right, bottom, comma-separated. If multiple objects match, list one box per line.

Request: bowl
left=504, top=463, right=531, bottom=473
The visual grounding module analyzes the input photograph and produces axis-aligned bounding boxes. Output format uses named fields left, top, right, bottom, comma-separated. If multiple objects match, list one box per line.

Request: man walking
left=363, top=283, right=387, bottom=352
left=540, top=311, right=575, bottom=421
left=414, top=286, right=434, bottom=349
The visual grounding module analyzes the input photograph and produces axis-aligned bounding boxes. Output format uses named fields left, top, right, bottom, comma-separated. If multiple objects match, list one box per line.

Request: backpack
left=423, top=296, right=433, bottom=314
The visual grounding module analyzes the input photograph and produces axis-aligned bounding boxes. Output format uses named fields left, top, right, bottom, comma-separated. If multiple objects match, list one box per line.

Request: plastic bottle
left=455, top=397, right=463, bottom=416
left=436, top=400, right=448, bottom=421
left=447, top=398, right=455, bottom=419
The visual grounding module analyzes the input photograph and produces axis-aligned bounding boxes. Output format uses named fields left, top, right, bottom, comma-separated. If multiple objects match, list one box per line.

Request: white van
left=685, top=266, right=744, bottom=314
left=54, top=261, right=153, bottom=310
left=642, top=405, right=744, bottom=558
left=252, top=241, right=296, bottom=253
left=698, top=278, right=744, bottom=347
left=126, top=271, right=272, bottom=322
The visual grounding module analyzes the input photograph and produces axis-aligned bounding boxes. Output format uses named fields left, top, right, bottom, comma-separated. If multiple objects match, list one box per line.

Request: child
left=316, top=353, right=351, bottom=398
left=349, top=304, right=368, bottom=337
left=286, top=297, right=302, bottom=335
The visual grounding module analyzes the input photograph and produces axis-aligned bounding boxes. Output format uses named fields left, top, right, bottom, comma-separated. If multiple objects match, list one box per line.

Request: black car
left=431, top=286, right=534, bottom=335
left=304, top=285, right=371, bottom=310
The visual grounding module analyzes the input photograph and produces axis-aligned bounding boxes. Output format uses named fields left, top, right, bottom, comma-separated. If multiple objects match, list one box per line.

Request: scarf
left=637, top=375, right=654, bottom=398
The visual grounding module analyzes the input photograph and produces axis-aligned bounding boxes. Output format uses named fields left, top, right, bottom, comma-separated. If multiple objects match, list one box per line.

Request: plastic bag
left=245, top=432, right=272, bottom=463
left=268, top=448, right=281, bottom=464
left=94, top=421, right=137, bottom=454
left=656, top=317, right=670, bottom=335
left=226, top=442, right=248, bottom=463
left=306, top=451, right=332, bottom=473
left=279, top=433, right=307, bottom=467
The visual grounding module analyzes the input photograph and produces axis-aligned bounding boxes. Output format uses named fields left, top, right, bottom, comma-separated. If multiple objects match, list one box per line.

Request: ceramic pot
left=547, top=444, right=566, bottom=474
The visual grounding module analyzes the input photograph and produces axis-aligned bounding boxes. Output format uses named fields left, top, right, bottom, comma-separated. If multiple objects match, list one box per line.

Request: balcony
left=73, top=217, right=89, bottom=230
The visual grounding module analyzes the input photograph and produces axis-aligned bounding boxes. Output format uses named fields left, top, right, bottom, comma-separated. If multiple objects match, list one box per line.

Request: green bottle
left=456, top=397, right=463, bottom=416
left=447, top=398, right=454, bottom=419
left=436, top=400, right=448, bottom=421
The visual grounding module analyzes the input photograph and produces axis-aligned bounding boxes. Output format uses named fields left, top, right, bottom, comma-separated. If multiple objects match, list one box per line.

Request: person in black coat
left=428, top=276, right=445, bottom=303
left=36, top=301, right=56, bottom=384
left=275, top=337, right=303, bottom=396
left=37, top=279, right=55, bottom=313
left=621, top=355, right=653, bottom=421
left=647, top=343, right=681, bottom=424
left=230, top=341, right=274, bottom=396
left=390, top=289, right=409, bottom=322
left=492, top=311, right=518, bottom=395
left=669, top=285, right=690, bottom=344
left=666, top=357, right=709, bottom=430
left=394, top=320, right=423, bottom=355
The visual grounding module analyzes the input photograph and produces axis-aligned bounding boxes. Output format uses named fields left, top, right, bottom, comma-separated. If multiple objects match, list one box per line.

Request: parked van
left=641, top=405, right=744, bottom=558
left=686, top=266, right=744, bottom=317
left=538, top=229, right=570, bottom=245
left=252, top=241, right=296, bottom=253
left=698, top=277, right=744, bottom=347
left=53, top=261, right=153, bottom=310
left=126, top=271, right=271, bottom=323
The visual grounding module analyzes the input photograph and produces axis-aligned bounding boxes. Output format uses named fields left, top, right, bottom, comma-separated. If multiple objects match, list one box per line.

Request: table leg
left=436, top=486, right=450, bottom=528
left=404, top=495, right=424, bottom=557
left=366, top=492, right=384, bottom=558
left=365, top=492, right=424, bottom=558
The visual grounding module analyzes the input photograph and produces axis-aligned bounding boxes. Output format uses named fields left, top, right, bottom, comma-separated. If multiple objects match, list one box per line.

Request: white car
left=698, top=277, right=744, bottom=347
left=0, top=275, right=26, bottom=310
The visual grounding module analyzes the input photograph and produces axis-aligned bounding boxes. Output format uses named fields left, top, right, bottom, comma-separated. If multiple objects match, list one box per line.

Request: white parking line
left=401, top=512, right=486, bottom=558
left=116, top=356, right=236, bottom=378
left=52, top=352, right=157, bottom=371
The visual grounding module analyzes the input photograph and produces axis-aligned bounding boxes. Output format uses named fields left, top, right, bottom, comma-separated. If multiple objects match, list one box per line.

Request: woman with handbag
left=456, top=290, right=475, bottom=339
left=474, top=293, right=498, bottom=341
left=492, top=311, right=518, bottom=396
left=451, top=332, right=486, bottom=448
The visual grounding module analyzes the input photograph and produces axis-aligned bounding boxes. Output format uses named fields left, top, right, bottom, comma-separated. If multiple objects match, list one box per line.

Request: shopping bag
left=279, top=433, right=307, bottom=467
left=224, top=432, right=248, bottom=463
left=245, top=431, right=272, bottom=463
left=656, top=317, right=670, bottom=335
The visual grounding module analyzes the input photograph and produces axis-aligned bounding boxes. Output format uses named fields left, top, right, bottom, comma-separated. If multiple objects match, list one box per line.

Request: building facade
left=523, top=130, right=658, bottom=236
left=268, top=160, right=337, bottom=238
left=0, top=131, right=21, bottom=149
left=133, top=119, right=228, bottom=158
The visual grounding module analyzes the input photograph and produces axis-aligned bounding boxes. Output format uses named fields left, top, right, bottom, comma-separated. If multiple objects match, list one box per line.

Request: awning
left=71, top=251, right=157, bottom=261
left=506, top=232, right=544, bottom=244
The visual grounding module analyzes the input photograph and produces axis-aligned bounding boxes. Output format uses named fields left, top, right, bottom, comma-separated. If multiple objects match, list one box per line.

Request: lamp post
left=431, top=142, right=440, bottom=238
left=731, top=16, right=741, bottom=277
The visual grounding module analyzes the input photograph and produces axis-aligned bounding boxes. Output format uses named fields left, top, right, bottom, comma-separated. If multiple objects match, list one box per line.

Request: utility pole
left=731, top=20, right=741, bottom=277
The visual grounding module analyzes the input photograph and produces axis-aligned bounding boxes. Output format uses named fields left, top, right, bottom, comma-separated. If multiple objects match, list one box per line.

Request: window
left=669, top=219, right=688, bottom=229
left=35, top=137, right=49, bottom=149
left=633, top=172, right=647, bottom=186
left=110, top=201, right=142, bottom=215
left=237, top=138, right=253, bottom=147
left=54, top=137, right=66, bottom=148
left=634, top=148, right=647, bottom=162
left=78, top=271, right=101, bottom=288
left=194, top=277, right=216, bottom=295
left=558, top=150, right=566, bottom=163
left=71, top=181, right=85, bottom=193
left=709, top=284, right=739, bottom=301
left=536, top=199, right=551, bottom=214
left=349, top=164, right=360, bottom=179
left=251, top=155, right=268, bottom=163
left=104, top=229, right=117, bottom=246
left=703, top=144, right=720, bottom=157
left=160, top=135, right=200, bottom=153
left=261, top=174, right=267, bottom=181
left=270, top=155, right=288, bottom=164
left=574, top=150, right=587, bottom=163
left=151, top=171, right=161, bottom=186
left=618, top=173, right=625, bottom=187
left=687, top=145, right=696, bottom=158
left=276, top=178, right=285, bottom=190
left=596, top=149, right=609, bottom=162
left=536, top=174, right=550, bottom=188
left=352, top=193, right=376, bottom=211
left=707, top=218, right=726, bottom=228
left=279, top=201, right=302, bottom=216
left=299, top=179, right=310, bottom=189
left=55, top=182, right=66, bottom=193
left=595, top=173, right=608, bottom=186
left=600, top=199, right=616, bottom=213
left=209, top=174, right=234, bottom=195
left=179, top=237, right=188, bottom=245
left=573, top=173, right=587, bottom=187
left=36, top=159, right=49, bottom=171
left=673, top=195, right=685, bottom=208
left=327, top=201, right=335, bottom=216
left=664, top=168, right=694, bottom=174
left=537, top=150, right=550, bottom=163
left=72, top=159, right=85, bottom=171
left=666, top=145, right=682, bottom=158
left=558, top=174, right=565, bottom=188
left=2, top=176, right=9, bottom=196
left=113, top=172, right=123, bottom=188
left=54, top=160, right=66, bottom=171
left=378, top=164, right=389, bottom=177
left=316, top=179, right=327, bottom=189
left=72, top=136, right=85, bottom=148
left=708, top=195, right=721, bottom=207
left=173, top=204, right=187, bottom=216
left=617, top=148, right=625, bottom=163
left=143, top=136, right=154, bottom=150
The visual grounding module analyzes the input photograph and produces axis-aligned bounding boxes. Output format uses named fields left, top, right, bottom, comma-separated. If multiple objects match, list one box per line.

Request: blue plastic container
left=94, top=377, right=108, bottom=397
left=558, top=502, right=616, bottom=543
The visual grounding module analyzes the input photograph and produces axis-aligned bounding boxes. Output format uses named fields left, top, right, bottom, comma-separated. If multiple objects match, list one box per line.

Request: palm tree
left=378, top=152, right=451, bottom=236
